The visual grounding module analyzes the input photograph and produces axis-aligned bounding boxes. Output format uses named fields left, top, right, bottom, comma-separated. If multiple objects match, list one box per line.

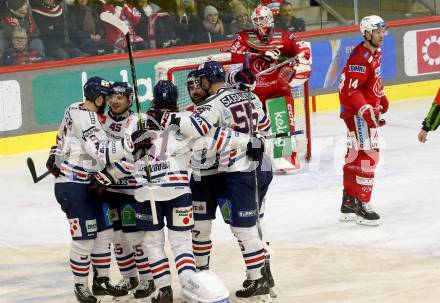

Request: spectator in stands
left=194, top=5, right=227, bottom=43
left=3, top=27, right=44, bottom=65
left=173, top=0, right=201, bottom=45
left=3, top=0, right=46, bottom=58
left=101, top=0, right=149, bottom=52
left=132, top=0, right=181, bottom=49
left=31, top=0, right=86, bottom=59
left=261, top=0, right=283, bottom=16
left=274, top=1, right=305, bottom=32
left=67, top=0, right=113, bottom=55
left=228, top=3, right=252, bottom=36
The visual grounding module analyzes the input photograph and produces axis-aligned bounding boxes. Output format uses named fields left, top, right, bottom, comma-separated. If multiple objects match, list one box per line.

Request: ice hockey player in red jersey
left=227, top=4, right=311, bottom=172
left=338, top=15, right=389, bottom=226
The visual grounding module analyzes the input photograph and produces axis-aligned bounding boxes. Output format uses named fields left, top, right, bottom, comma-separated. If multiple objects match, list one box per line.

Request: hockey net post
left=154, top=53, right=312, bottom=162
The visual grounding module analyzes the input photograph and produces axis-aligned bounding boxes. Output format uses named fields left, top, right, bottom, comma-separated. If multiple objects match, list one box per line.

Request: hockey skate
left=355, top=200, right=380, bottom=226
left=339, top=190, right=357, bottom=222
left=242, top=263, right=276, bottom=298
left=74, top=283, right=97, bottom=303
left=114, top=276, right=139, bottom=293
left=236, top=276, right=271, bottom=303
left=151, top=286, right=173, bottom=303
left=92, top=268, right=129, bottom=299
left=133, top=278, right=156, bottom=299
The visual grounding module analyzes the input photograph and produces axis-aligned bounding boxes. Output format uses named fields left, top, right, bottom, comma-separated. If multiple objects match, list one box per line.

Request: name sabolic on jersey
left=179, top=86, right=271, bottom=174
left=55, top=102, right=127, bottom=184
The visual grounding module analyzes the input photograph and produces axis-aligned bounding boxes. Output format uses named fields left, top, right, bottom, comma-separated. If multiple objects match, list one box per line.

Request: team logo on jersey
left=253, top=58, right=275, bottom=74
left=69, top=218, right=82, bottom=237
left=193, top=201, right=207, bottom=214
left=173, top=206, right=194, bottom=226
left=348, top=65, right=366, bottom=73
left=373, top=77, right=384, bottom=98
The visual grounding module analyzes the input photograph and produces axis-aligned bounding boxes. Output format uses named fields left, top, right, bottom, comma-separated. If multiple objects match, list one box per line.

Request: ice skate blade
left=356, top=216, right=380, bottom=226
left=236, top=294, right=272, bottom=303
left=269, top=288, right=277, bottom=298
left=339, top=213, right=356, bottom=222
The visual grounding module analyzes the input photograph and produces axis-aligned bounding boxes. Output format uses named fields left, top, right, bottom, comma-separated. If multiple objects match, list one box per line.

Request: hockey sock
left=143, top=229, right=171, bottom=289
left=169, top=229, right=196, bottom=283
left=124, top=231, right=153, bottom=281
left=113, top=230, right=137, bottom=278
left=231, top=226, right=265, bottom=280
left=192, top=220, right=213, bottom=269
left=91, top=229, right=112, bottom=277
left=70, top=239, right=94, bottom=284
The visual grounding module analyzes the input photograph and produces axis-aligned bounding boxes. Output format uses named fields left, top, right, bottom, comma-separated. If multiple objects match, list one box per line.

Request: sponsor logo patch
left=121, top=204, right=136, bottom=226
left=238, top=210, right=257, bottom=218
left=193, top=201, right=207, bottom=214
left=172, top=206, right=194, bottom=227
left=85, top=219, right=97, bottom=233
left=348, top=65, right=366, bottom=73
left=69, top=218, right=82, bottom=237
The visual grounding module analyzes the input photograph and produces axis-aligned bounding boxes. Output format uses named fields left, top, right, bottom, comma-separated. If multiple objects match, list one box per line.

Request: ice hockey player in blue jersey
left=46, top=76, right=152, bottom=303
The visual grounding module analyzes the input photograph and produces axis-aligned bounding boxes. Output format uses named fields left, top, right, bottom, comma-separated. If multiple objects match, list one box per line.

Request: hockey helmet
left=83, top=76, right=113, bottom=102
left=111, top=81, right=134, bottom=105
left=181, top=271, right=230, bottom=303
left=152, top=80, right=178, bottom=111
left=251, top=4, right=274, bottom=37
left=360, top=15, right=386, bottom=36
left=197, top=61, right=225, bottom=84
left=187, top=70, right=202, bottom=88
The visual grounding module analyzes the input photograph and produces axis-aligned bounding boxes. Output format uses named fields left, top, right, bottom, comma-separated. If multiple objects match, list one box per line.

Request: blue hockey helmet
left=197, top=61, right=226, bottom=84
left=152, top=80, right=178, bottom=111
left=111, top=81, right=134, bottom=105
left=186, top=69, right=202, bottom=88
left=83, top=76, right=112, bottom=102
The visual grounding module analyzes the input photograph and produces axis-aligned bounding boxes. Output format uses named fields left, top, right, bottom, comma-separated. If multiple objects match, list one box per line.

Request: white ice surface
left=1, top=98, right=440, bottom=302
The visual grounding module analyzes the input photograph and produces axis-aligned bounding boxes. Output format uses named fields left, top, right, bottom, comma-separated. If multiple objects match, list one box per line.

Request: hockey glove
left=46, top=145, right=61, bottom=177
left=88, top=169, right=114, bottom=197
left=234, top=68, right=256, bottom=91
left=358, top=104, right=378, bottom=128
left=146, top=109, right=179, bottom=130
left=246, top=133, right=265, bottom=161
left=131, top=129, right=153, bottom=153
left=263, top=49, right=281, bottom=61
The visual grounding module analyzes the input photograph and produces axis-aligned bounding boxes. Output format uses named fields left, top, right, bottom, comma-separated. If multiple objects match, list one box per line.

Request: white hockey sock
left=169, top=229, right=196, bottom=284
left=231, top=226, right=265, bottom=281
left=124, top=231, right=153, bottom=281
left=70, top=239, right=94, bottom=284
left=142, top=229, right=171, bottom=289
left=113, top=230, right=137, bottom=278
left=191, top=220, right=213, bottom=269
left=91, top=229, right=113, bottom=278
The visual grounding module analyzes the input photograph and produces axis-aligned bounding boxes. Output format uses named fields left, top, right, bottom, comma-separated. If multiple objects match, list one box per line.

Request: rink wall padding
left=0, top=17, right=439, bottom=155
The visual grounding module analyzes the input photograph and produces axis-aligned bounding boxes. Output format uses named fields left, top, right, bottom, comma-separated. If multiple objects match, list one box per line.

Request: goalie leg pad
left=231, top=226, right=265, bottom=281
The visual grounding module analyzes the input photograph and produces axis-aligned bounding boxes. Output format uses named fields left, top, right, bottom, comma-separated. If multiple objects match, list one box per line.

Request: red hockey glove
left=358, top=104, right=378, bottom=128
left=262, top=49, right=281, bottom=61
left=46, top=145, right=61, bottom=177
left=131, top=130, right=153, bottom=153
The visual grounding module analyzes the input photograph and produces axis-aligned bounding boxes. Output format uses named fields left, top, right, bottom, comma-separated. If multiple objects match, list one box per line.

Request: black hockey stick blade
left=26, top=157, right=50, bottom=183
left=265, top=129, right=304, bottom=140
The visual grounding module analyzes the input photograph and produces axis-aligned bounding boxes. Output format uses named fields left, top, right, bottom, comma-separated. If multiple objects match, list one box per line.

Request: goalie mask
left=251, top=4, right=274, bottom=39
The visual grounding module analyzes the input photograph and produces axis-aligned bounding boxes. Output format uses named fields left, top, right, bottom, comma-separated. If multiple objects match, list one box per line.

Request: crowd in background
left=0, top=0, right=314, bottom=66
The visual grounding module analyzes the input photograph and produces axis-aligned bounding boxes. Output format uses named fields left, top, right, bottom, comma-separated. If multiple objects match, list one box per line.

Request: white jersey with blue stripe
left=123, top=114, right=192, bottom=202
left=102, top=110, right=140, bottom=195
left=179, top=86, right=271, bottom=174
left=55, top=102, right=128, bottom=184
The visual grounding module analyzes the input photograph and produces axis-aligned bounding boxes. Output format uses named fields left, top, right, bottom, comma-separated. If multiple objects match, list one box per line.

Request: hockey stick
left=26, top=157, right=50, bottom=183
left=265, top=129, right=304, bottom=140
left=100, top=12, right=159, bottom=225
left=255, top=55, right=298, bottom=77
